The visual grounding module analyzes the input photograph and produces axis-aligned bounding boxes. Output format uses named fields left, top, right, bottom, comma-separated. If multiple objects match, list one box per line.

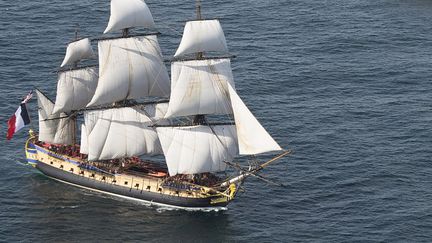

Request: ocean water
left=1, top=0, right=432, bottom=242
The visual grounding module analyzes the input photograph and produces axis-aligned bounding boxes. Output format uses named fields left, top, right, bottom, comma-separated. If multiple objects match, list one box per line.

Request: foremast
left=153, top=0, right=285, bottom=184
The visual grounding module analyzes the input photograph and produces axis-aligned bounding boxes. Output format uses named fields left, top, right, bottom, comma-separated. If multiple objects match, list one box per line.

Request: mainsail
left=83, top=104, right=166, bottom=161
left=36, top=90, right=74, bottom=145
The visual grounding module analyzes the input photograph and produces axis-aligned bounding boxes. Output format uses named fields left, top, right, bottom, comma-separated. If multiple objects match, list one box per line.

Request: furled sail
left=61, top=38, right=94, bottom=67
left=104, top=0, right=155, bottom=34
left=164, top=59, right=234, bottom=118
left=87, top=35, right=170, bottom=107
left=52, top=67, right=98, bottom=114
left=227, top=83, right=282, bottom=155
left=36, top=90, right=74, bottom=145
left=156, top=125, right=238, bottom=176
left=174, top=20, right=228, bottom=57
left=80, top=124, right=88, bottom=154
left=84, top=104, right=167, bottom=161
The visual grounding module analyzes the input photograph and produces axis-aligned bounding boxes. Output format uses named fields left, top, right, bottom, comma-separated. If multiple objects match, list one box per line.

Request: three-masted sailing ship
left=25, top=0, right=289, bottom=209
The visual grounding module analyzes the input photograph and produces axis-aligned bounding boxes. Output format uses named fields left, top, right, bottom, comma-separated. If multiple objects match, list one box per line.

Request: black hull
left=36, top=162, right=229, bottom=209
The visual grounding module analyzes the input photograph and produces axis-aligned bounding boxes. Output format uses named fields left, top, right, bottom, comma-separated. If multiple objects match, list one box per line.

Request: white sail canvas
left=165, top=59, right=234, bottom=118
left=53, top=67, right=98, bottom=114
left=87, top=36, right=170, bottom=107
left=156, top=125, right=238, bottom=176
left=174, top=20, right=228, bottom=57
left=84, top=106, right=165, bottom=161
left=104, top=0, right=155, bottom=33
left=80, top=124, right=88, bottom=154
left=36, top=90, right=74, bottom=145
left=60, top=38, right=94, bottom=67
left=227, top=83, right=282, bottom=155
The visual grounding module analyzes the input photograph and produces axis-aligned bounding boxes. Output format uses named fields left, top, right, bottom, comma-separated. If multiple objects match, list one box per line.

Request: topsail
left=87, top=35, right=170, bottom=107
left=53, top=67, right=98, bottom=114
left=165, top=58, right=234, bottom=118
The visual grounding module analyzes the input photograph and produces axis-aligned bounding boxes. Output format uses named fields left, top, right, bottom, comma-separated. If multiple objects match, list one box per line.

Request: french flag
left=7, top=91, right=32, bottom=140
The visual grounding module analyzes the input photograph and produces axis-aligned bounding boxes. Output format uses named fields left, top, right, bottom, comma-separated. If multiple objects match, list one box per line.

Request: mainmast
left=80, top=0, right=171, bottom=161
left=87, top=0, right=169, bottom=108
left=193, top=0, right=205, bottom=125
left=73, top=24, right=80, bottom=68
left=196, top=0, right=202, bottom=20
left=195, top=0, right=203, bottom=61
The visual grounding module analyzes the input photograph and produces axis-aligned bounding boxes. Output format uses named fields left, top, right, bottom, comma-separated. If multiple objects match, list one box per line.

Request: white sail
left=36, top=90, right=74, bottom=145
left=227, top=83, right=282, bottom=155
left=104, top=0, right=155, bottom=34
left=60, top=38, right=94, bottom=67
left=165, top=59, right=234, bottom=118
left=87, top=35, right=170, bottom=107
left=80, top=124, right=88, bottom=154
left=156, top=125, right=238, bottom=176
left=52, top=67, right=98, bottom=114
left=84, top=105, right=166, bottom=161
left=54, top=118, right=75, bottom=145
left=174, top=20, right=228, bottom=57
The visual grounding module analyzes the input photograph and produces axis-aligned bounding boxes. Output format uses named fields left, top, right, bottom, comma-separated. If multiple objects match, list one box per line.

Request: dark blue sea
left=1, top=0, right=432, bottom=242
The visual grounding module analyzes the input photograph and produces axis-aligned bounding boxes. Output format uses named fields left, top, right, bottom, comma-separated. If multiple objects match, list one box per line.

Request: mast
left=196, top=0, right=202, bottom=20
left=80, top=0, right=171, bottom=161
left=72, top=24, right=80, bottom=68
left=193, top=0, right=205, bottom=125
left=195, top=0, right=203, bottom=60
left=122, top=28, right=129, bottom=37
left=88, top=0, right=169, bottom=107
left=156, top=1, right=283, bottom=176
left=54, top=37, right=97, bottom=115
left=154, top=2, right=239, bottom=176
left=70, top=24, right=80, bottom=144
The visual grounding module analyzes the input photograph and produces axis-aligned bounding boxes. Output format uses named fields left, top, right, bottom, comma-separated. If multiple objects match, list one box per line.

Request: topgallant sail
left=24, top=0, right=289, bottom=209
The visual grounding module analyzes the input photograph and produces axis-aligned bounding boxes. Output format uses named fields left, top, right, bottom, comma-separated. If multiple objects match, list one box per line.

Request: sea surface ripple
left=1, top=0, right=432, bottom=242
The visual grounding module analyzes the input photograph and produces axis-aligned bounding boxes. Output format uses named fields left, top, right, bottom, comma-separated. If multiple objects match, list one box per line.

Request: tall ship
left=24, top=0, right=289, bottom=210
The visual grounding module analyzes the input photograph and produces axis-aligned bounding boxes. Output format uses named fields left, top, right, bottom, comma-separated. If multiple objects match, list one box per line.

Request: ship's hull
left=25, top=139, right=234, bottom=209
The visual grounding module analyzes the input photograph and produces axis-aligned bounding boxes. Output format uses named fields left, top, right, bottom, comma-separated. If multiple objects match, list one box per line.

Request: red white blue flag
left=7, top=91, right=33, bottom=140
